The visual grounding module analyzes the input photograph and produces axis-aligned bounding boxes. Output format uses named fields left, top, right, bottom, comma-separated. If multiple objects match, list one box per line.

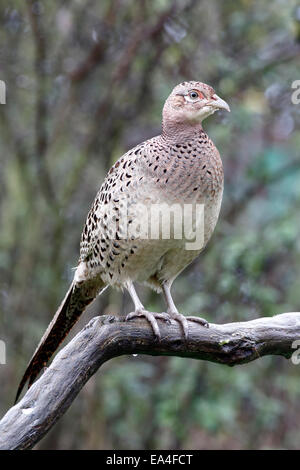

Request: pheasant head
left=162, top=81, right=230, bottom=140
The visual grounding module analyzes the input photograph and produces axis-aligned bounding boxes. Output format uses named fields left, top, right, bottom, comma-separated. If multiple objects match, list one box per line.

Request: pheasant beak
left=210, top=94, right=230, bottom=112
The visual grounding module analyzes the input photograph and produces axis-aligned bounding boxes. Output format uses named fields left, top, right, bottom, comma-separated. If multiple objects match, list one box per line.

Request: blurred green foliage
left=0, top=0, right=300, bottom=449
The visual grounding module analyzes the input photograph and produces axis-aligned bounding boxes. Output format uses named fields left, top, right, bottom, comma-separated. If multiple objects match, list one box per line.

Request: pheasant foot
left=167, top=311, right=209, bottom=340
left=125, top=309, right=171, bottom=340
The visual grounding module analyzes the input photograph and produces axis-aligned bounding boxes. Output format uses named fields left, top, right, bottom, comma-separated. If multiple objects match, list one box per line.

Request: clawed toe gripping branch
left=1, top=311, right=300, bottom=450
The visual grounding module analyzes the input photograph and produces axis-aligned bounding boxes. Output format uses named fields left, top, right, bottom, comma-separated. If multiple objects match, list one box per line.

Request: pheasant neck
left=161, top=120, right=204, bottom=144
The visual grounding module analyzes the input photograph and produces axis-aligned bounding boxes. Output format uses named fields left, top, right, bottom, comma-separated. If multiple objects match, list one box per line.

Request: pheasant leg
left=125, top=282, right=171, bottom=339
left=162, top=282, right=209, bottom=340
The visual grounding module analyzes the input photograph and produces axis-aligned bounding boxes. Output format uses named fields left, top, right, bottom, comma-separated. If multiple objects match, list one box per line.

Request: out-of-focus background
left=0, top=0, right=300, bottom=450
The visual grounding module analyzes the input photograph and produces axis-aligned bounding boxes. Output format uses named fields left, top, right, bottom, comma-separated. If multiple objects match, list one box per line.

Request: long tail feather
left=15, top=280, right=106, bottom=403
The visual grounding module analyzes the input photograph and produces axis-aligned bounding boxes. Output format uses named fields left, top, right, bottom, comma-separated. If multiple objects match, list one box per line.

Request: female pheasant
left=16, top=81, right=230, bottom=401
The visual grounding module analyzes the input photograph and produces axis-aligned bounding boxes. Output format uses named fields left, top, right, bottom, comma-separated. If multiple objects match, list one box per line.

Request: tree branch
left=1, top=311, right=300, bottom=449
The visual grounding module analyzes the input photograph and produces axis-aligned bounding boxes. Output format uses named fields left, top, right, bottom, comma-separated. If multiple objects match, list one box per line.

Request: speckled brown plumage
left=16, top=81, right=230, bottom=401
left=78, top=129, right=223, bottom=289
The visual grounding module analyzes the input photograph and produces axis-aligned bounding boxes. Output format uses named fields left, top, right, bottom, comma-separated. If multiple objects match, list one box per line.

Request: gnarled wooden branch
left=1, top=311, right=300, bottom=450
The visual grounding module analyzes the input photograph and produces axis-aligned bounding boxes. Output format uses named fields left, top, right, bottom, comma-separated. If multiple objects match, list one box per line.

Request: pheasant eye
left=189, top=91, right=199, bottom=99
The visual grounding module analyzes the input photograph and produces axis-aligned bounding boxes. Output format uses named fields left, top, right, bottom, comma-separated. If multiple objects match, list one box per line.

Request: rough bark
left=1, top=311, right=300, bottom=450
